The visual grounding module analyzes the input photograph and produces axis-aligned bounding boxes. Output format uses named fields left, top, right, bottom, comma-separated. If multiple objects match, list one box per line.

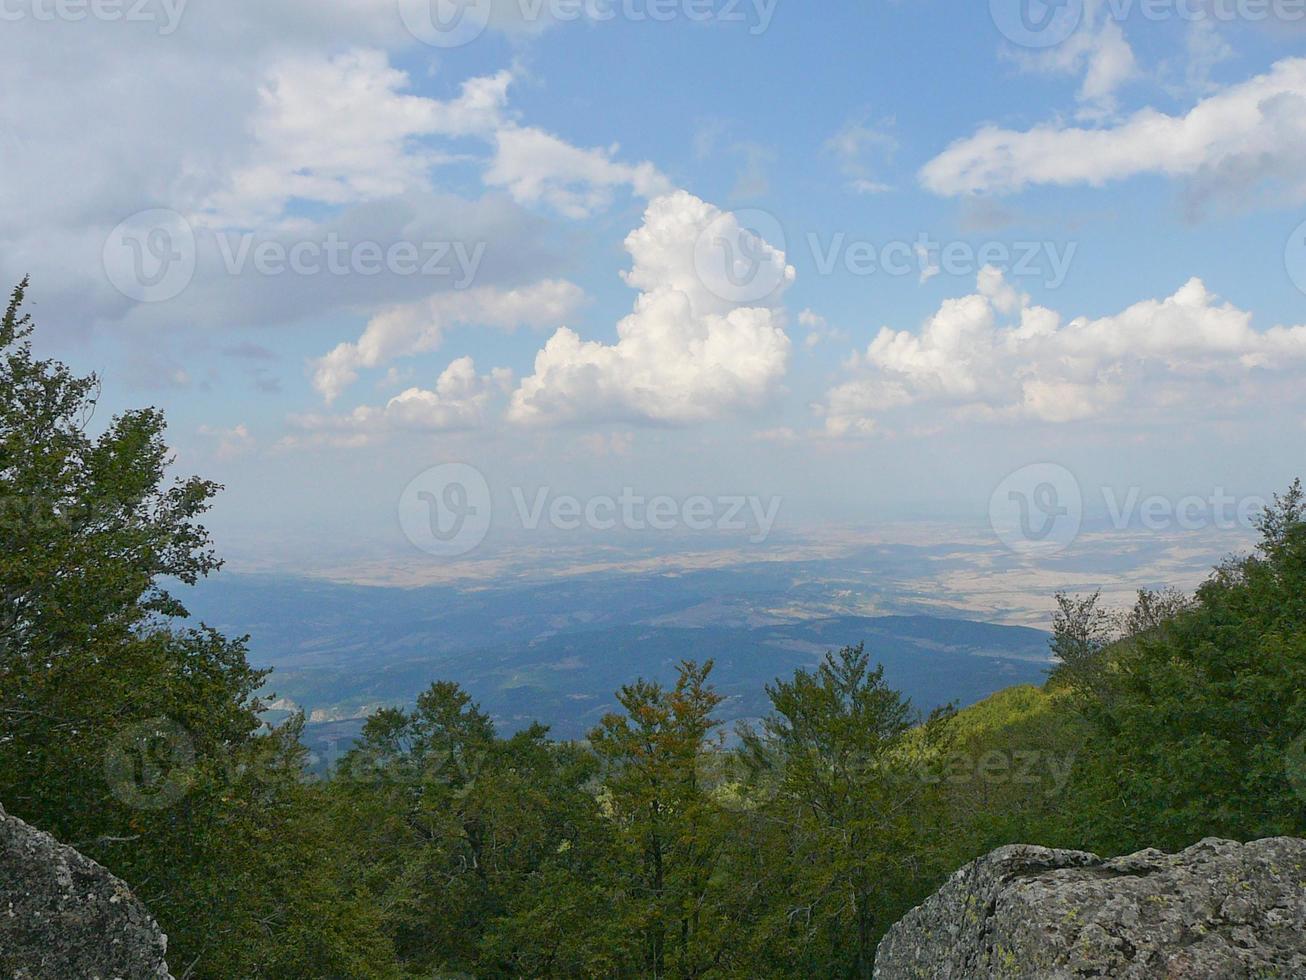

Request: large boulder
left=875, top=837, right=1306, bottom=979
left=0, top=802, right=172, bottom=979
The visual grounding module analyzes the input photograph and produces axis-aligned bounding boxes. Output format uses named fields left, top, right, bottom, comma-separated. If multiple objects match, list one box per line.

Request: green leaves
left=1046, top=483, right=1306, bottom=854
left=327, top=683, right=616, bottom=977
left=583, top=661, right=739, bottom=977
left=0, top=281, right=392, bottom=978
left=731, top=645, right=953, bottom=977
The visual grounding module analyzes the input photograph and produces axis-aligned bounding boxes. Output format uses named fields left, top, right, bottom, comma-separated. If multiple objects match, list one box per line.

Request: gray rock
left=0, top=802, right=173, bottom=979
left=875, top=837, right=1306, bottom=979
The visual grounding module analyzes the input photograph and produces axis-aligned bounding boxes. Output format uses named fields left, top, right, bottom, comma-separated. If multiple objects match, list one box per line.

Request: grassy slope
left=932, top=683, right=1095, bottom=868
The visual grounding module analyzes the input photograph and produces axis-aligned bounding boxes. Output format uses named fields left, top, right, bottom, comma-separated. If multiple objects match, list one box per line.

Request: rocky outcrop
left=875, top=837, right=1306, bottom=979
left=0, top=802, right=172, bottom=979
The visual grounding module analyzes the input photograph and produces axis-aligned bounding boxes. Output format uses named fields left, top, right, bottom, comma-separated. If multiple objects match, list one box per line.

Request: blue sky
left=2, top=0, right=1304, bottom=566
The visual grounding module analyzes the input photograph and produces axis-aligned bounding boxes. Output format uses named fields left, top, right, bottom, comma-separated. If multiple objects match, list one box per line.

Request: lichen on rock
left=0, top=802, right=173, bottom=979
left=874, top=837, right=1306, bottom=979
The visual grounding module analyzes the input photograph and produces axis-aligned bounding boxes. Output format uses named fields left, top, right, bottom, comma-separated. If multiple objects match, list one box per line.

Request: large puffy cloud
left=202, top=56, right=512, bottom=227
left=200, top=52, right=670, bottom=227
left=311, top=280, right=586, bottom=402
left=206, top=53, right=671, bottom=227
left=820, top=268, right=1306, bottom=436
left=507, top=191, right=795, bottom=425
left=921, top=58, right=1306, bottom=208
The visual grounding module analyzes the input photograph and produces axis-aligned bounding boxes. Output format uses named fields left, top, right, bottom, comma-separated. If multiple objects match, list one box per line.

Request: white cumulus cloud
left=311, top=280, right=586, bottom=403
left=292, top=357, right=510, bottom=445
left=820, top=268, right=1306, bottom=436
left=508, top=191, right=795, bottom=426
left=203, top=54, right=512, bottom=226
left=216, top=55, right=670, bottom=225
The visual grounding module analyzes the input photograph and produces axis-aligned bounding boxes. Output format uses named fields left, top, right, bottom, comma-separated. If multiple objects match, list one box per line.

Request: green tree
left=1046, top=591, right=1116, bottom=700
left=737, top=645, right=954, bottom=978
left=1064, top=481, right=1306, bottom=853
left=0, top=277, right=260, bottom=830
left=332, top=681, right=614, bottom=977
left=588, top=660, right=740, bottom=978
left=0, top=280, right=393, bottom=977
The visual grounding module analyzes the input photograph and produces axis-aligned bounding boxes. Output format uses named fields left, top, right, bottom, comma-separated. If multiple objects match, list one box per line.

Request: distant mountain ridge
left=184, top=572, right=1052, bottom=750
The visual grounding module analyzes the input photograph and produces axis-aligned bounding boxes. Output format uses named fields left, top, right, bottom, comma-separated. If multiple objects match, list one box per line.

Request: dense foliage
left=0, top=281, right=391, bottom=977
left=2, top=281, right=1304, bottom=977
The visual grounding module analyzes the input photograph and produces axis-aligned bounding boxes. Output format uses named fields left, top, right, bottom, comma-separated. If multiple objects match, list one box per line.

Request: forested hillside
left=3, top=281, right=1304, bottom=977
